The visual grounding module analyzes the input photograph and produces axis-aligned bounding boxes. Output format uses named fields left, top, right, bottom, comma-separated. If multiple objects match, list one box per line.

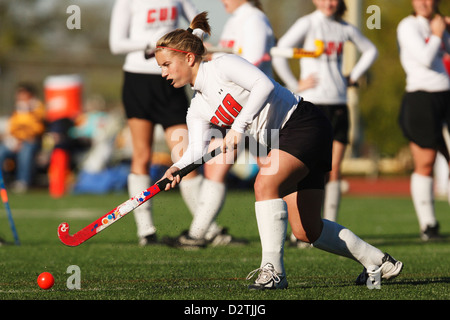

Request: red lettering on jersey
left=172, top=7, right=178, bottom=20
left=223, top=94, right=242, bottom=116
left=211, top=116, right=220, bottom=126
left=337, top=42, right=343, bottom=55
left=210, top=94, right=243, bottom=128
left=216, top=105, right=234, bottom=126
left=160, top=8, right=168, bottom=21
left=219, top=40, right=235, bottom=48
left=147, top=6, right=178, bottom=24
left=324, top=41, right=343, bottom=56
left=147, top=9, right=157, bottom=23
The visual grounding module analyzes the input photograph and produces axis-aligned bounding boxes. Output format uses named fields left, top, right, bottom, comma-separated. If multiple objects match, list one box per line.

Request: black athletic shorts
left=315, top=104, right=349, bottom=144
left=122, top=71, right=189, bottom=129
left=276, top=100, right=333, bottom=191
left=399, top=90, right=450, bottom=149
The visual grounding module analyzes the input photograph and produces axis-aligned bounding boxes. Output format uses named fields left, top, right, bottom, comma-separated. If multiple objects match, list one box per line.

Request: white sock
left=323, top=180, right=341, bottom=222
left=188, top=179, right=226, bottom=239
left=255, top=199, right=288, bottom=275
left=411, top=173, right=436, bottom=231
left=313, top=219, right=385, bottom=269
left=179, top=174, right=204, bottom=216
left=128, top=173, right=156, bottom=237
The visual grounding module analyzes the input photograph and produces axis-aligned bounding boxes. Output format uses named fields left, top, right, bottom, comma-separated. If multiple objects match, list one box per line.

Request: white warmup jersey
left=397, top=15, right=450, bottom=93
left=272, top=10, right=378, bottom=105
left=172, top=55, right=301, bottom=170
left=215, top=2, right=275, bottom=77
left=109, top=0, right=197, bottom=74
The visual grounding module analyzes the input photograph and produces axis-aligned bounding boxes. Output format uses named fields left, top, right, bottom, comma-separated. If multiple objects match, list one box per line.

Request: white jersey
left=109, top=0, right=197, bottom=74
left=215, top=3, right=275, bottom=77
left=397, top=15, right=450, bottom=92
left=172, top=55, right=300, bottom=170
left=272, top=10, right=378, bottom=104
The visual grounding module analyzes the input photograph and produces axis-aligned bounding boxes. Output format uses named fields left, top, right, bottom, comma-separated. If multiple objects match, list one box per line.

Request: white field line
left=3, top=208, right=100, bottom=219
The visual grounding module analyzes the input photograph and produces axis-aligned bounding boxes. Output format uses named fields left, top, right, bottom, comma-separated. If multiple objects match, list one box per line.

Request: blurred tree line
left=0, top=0, right=449, bottom=158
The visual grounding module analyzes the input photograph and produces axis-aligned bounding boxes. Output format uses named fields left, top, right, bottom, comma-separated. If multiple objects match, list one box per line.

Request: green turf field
left=0, top=189, right=449, bottom=303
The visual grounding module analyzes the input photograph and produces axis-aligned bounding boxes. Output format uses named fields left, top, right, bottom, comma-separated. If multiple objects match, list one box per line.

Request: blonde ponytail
left=156, top=12, right=211, bottom=60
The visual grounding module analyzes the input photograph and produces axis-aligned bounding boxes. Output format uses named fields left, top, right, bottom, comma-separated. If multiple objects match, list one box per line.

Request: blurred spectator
left=69, top=94, right=120, bottom=173
left=0, top=83, right=46, bottom=193
left=70, top=95, right=127, bottom=194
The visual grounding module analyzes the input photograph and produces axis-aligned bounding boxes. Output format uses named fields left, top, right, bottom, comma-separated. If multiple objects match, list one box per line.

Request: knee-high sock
left=128, top=173, right=155, bottom=237
left=411, top=173, right=436, bottom=231
left=188, top=179, right=226, bottom=239
left=255, top=199, right=288, bottom=275
left=323, top=180, right=341, bottom=222
left=313, top=219, right=385, bottom=269
left=179, top=174, right=204, bottom=216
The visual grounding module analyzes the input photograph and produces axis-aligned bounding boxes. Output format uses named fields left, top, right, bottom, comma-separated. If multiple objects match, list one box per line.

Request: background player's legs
left=323, top=140, right=346, bottom=222
left=128, top=118, right=156, bottom=244
left=189, top=138, right=234, bottom=240
left=164, top=124, right=204, bottom=218
left=409, top=142, right=440, bottom=240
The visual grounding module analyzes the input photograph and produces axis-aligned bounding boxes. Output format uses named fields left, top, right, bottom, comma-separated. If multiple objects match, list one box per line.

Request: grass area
left=0, top=188, right=449, bottom=306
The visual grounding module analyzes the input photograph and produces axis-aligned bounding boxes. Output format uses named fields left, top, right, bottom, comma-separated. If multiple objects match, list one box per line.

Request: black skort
left=399, top=90, right=450, bottom=149
left=276, top=100, right=333, bottom=191
left=315, top=103, right=349, bottom=144
left=122, top=71, right=189, bottom=129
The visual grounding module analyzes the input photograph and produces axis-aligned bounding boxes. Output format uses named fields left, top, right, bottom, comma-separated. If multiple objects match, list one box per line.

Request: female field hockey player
left=109, top=0, right=204, bottom=245
left=165, top=0, right=275, bottom=248
left=155, top=12, right=403, bottom=290
left=397, top=0, right=450, bottom=241
left=272, top=0, right=378, bottom=225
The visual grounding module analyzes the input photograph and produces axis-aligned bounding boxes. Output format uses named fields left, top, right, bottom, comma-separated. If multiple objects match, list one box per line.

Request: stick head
left=58, top=222, right=82, bottom=247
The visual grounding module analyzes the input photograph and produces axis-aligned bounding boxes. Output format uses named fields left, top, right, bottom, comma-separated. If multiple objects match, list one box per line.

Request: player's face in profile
left=156, top=50, right=192, bottom=88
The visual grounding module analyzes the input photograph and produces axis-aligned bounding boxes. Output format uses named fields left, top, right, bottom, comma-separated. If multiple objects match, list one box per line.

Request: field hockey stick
left=270, top=40, right=325, bottom=59
left=0, top=170, right=20, bottom=245
left=207, top=40, right=324, bottom=59
left=206, top=46, right=238, bottom=54
left=58, top=147, right=222, bottom=247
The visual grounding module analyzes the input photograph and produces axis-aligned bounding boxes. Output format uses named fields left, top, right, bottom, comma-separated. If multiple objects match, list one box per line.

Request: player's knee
left=414, top=165, right=434, bottom=177
left=254, top=175, right=279, bottom=200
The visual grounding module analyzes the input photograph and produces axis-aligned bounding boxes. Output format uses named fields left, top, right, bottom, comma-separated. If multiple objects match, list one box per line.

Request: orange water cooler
left=44, top=75, right=82, bottom=198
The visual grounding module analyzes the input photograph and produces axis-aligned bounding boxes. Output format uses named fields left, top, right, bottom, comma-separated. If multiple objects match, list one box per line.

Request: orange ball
left=37, top=272, right=55, bottom=290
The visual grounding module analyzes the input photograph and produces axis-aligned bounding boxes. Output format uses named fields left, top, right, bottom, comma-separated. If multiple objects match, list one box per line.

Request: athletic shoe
left=421, top=223, right=442, bottom=241
left=246, top=263, right=288, bottom=290
left=208, top=228, right=248, bottom=247
left=355, top=253, right=403, bottom=286
left=138, top=233, right=158, bottom=246
left=162, top=230, right=207, bottom=250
